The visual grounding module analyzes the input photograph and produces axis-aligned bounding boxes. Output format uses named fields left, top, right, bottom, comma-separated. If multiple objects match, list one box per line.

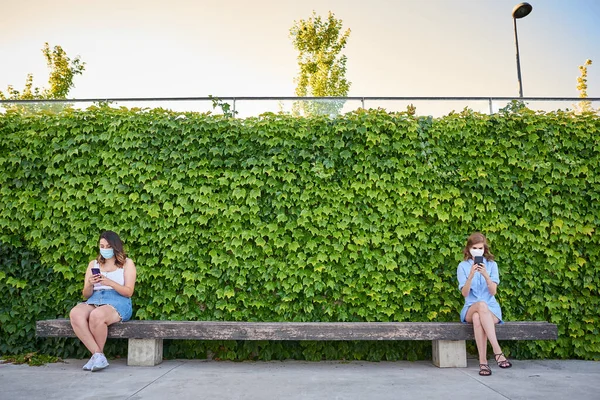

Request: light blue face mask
left=100, top=248, right=114, bottom=259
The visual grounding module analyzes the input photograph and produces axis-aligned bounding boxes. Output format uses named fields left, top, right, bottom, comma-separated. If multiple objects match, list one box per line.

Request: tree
left=575, top=59, right=594, bottom=113
left=0, top=43, right=85, bottom=112
left=289, top=11, right=351, bottom=116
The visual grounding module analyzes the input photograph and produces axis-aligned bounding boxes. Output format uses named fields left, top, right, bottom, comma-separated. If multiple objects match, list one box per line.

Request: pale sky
left=1, top=0, right=599, bottom=107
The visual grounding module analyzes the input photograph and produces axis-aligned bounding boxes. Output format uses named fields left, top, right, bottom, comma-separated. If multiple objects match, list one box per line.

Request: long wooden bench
left=36, top=319, right=557, bottom=368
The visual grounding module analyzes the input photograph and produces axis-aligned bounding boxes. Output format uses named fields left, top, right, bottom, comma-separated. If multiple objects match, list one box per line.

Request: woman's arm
left=458, top=263, right=478, bottom=298
left=82, top=261, right=96, bottom=299
left=97, top=259, right=137, bottom=298
left=480, top=261, right=499, bottom=296
left=485, top=280, right=498, bottom=296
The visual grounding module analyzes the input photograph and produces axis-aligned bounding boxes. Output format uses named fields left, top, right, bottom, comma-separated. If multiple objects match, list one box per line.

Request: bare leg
left=466, top=302, right=506, bottom=363
left=88, top=306, right=121, bottom=353
left=70, top=303, right=101, bottom=354
left=471, top=312, right=488, bottom=364
left=473, top=303, right=503, bottom=353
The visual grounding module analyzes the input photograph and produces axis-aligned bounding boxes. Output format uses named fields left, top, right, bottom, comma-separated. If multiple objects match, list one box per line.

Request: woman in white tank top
left=69, top=231, right=137, bottom=372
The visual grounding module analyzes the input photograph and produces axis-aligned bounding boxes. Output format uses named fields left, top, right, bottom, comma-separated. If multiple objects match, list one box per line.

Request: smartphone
left=474, top=256, right=484, bottom=265
left=91, top=267, right=101, bottom=276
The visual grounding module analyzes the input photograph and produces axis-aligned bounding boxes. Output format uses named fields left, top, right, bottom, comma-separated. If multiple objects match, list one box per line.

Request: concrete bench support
left=432, top=340, right=467, bottom=368
left=128, top=338, right=163, bottom=366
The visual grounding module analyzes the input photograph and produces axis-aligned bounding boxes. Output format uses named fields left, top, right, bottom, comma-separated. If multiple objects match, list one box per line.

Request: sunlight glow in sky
left=1, top=0, right=599, bottom=105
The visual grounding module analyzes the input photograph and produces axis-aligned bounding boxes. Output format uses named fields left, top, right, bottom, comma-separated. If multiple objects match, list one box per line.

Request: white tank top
left=93, top=260, right=126, bottom=290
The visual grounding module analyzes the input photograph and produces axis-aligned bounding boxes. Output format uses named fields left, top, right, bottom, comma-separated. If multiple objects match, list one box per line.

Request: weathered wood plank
left=36, top=320, right=558, bottom=341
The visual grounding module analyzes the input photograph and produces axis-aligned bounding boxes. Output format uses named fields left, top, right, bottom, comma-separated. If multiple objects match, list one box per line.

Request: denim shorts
left=86, top=289, right=133, bottom=321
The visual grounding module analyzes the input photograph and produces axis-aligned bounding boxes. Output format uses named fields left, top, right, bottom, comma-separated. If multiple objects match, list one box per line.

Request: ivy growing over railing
left=1, top=106, right=598, bottom=360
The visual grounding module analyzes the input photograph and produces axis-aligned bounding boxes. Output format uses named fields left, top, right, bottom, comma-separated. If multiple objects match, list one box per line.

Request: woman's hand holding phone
left=472, top=256, right=483, bottom=272
left=469, top=263, right=479, bottom=279
left=473, top=258, right=490, bottom=279
left=90, top=267, right=102, bottom=285
left=469, top=256, right=486, bottom=278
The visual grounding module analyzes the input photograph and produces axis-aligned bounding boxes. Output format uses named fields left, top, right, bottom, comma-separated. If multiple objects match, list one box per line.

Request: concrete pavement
left=1, top=358, right=599, bottom=400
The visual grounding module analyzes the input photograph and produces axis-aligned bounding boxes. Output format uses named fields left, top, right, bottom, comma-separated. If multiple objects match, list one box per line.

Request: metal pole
left=513, top=18, right=524, bottom=98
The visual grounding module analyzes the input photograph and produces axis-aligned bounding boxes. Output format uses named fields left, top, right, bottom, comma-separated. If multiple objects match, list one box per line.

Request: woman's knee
left=475, top=301, right=490, bottom=314
left=70, top=305, right=89, bottom=323
left=88, top=309, right=109, bottom=328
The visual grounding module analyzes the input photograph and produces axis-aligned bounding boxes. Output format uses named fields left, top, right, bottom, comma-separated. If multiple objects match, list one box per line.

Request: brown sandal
left=494, top=353, right=512, bottom=368
left=479, top=364, right=492, bottom=376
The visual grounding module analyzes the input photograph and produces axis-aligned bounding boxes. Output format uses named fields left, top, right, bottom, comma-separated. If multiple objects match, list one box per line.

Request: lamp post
left=512, top=3, right=533, bottom=97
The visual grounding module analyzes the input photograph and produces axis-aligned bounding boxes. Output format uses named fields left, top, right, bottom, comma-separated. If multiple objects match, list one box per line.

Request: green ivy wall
left=1, top=106, right=598, bottom=361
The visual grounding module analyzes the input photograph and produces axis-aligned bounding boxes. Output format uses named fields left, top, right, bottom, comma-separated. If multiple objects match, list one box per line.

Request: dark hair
left=462, top=232, right=495, bottom=261
left=97, top=230, right=127, bottom=268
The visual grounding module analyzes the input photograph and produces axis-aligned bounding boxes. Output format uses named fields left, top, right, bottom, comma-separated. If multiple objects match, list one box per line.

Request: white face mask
left=470, top=248, right=484, bottom=258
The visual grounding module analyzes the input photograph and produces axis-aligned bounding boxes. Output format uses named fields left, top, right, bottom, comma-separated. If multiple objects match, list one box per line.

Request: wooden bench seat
left=36, top=319, right=557, bottom=367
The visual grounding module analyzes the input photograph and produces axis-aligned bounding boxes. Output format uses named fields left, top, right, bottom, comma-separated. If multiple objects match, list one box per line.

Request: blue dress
left=457, top=258, right=502, bottom=323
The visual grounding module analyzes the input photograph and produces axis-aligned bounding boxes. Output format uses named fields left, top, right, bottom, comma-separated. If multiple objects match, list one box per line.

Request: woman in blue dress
left=457, top=232, right=512, bottom=376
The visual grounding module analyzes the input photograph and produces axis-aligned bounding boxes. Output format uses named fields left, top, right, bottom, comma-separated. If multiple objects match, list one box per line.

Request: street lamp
left=512, top=2, right=533, bottom=97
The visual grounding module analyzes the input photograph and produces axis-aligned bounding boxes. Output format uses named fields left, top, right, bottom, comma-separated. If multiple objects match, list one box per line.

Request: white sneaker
left=82, top=353, right=99, bottom=371
left=91, top=353, right=109, bottom=372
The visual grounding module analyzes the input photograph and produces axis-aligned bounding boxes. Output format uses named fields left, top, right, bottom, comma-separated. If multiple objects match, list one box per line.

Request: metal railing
left=1, top=96, right=599, bottom=118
